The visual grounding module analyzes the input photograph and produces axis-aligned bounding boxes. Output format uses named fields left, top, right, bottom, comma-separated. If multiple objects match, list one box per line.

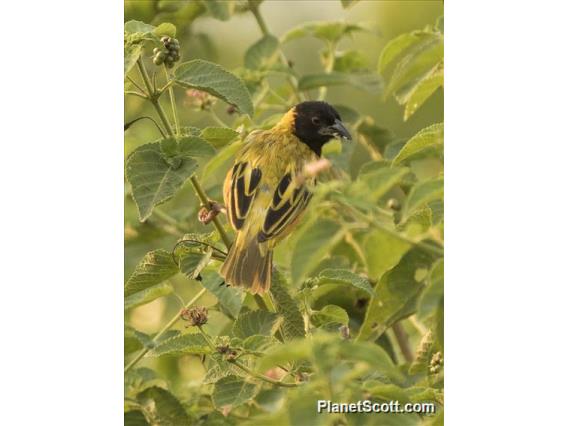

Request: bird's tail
left=220, top=234, right=272, bottom=294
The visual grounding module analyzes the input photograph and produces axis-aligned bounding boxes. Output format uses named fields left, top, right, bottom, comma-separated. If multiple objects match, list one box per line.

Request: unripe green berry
left=160, top=36, right=170, bottom=43
left=153, top=56, right=164, bottom=65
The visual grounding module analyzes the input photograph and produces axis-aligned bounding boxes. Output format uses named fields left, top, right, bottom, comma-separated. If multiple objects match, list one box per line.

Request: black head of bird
left=292, top=101, right=352, bottom=156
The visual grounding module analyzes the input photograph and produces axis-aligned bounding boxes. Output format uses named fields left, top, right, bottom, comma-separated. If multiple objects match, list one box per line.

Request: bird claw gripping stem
left=198, top=200, right=226, bottom=225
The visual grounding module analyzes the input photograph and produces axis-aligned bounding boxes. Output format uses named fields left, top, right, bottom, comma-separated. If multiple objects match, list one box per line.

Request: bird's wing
left=225, top=160, right=263, bottom=231
left=257, top=171, right=312, bottom=243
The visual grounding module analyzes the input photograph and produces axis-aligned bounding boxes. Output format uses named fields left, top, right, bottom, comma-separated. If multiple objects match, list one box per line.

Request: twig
left=248, top=0, right=302, bottom=102
left=125, top=90, right=148, bottom=100
left=124, top=116, right=166, bottom=138
left=196, top=327, right=298, bottom=388
left=125, top=288, right=208, bottom=373
left=135, top=57, right=232, bottom=249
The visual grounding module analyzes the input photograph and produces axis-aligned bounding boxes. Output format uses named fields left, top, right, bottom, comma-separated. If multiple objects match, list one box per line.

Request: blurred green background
left=125, top=0, right=443, bottom=393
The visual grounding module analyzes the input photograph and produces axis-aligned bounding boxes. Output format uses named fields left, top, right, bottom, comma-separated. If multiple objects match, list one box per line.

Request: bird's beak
left=319, top=119, right=352, bottom=141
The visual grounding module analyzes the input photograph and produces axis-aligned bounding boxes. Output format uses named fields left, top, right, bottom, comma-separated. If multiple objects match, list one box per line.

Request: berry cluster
left=152, top=36, right=180, bottom=68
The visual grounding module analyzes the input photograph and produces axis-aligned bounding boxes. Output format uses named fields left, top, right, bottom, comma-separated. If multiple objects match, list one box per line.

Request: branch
left=124, top=288, right=207, bottom=373
left=248, top=0, right=302, bottom=103
left=196, top=326, right=299, bottom=388
left=135, top=57, right=232, bottom=249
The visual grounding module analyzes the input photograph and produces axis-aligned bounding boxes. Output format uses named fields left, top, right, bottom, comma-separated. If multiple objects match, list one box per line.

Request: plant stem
left=197, top=325, right=297, bottom=387
left=126, top=75, right=147, bottom=94
left=248, top=0, right=302, bottom=103
left=124, top=288, right=208, bottom=373
left=164, top=67, right=181, bottom=135
left=318, top=41, right=336, bottom=101
left=125, top=90, right=148, bottom=100
left=210, top=108, right=228, bottom=127
left=392, top=322, right=414, bottom=363
left=136, top=57, right=232, bottom=249
left=340, top=201, right=444, bottom=257
left=229, top=358, right=299, bottom=388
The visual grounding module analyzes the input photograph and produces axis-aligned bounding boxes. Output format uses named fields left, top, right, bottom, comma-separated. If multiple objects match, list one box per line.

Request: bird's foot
left=198, top=200, right=226, bottom=225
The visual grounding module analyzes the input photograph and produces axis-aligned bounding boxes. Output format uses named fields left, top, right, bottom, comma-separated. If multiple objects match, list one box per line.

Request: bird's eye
left=311, top=116, right=321, bottom=126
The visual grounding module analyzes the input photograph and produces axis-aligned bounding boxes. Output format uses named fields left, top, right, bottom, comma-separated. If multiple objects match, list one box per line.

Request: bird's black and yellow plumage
left=220, top=101, right=351, bottom=294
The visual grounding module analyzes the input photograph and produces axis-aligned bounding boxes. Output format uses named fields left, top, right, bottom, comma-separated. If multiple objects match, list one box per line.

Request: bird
left=219, top=101, right=351, bottom=294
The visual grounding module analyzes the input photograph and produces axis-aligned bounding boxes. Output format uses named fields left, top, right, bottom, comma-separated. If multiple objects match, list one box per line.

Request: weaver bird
left=220, top=101, right=351, bottom=294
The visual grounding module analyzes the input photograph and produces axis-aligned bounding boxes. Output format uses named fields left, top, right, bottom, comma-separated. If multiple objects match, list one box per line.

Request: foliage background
left=124, top=1, right=443, bottom=425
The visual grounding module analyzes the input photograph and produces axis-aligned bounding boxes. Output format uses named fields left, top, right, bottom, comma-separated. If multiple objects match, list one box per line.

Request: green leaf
left=232, top=310, right=282, bottom=339
left=282, top=21, right=365, bottom=44
left=312, top=305, right=349, bottom=327
left=402, top=63, right=443, bottom=120
left=257, top=339, right=312, bottom=372
left=124, top=43, right=142, bottom=76
left=211, top=375, right=258, bottom=410
left=340, top=340, right=405, bottom=383
left=137, top=386, right=190, bottom=426
left=124, top=281, right=173, bottom=310
left=316, top=268, right=374, bottom=296
left=177, top=136, right=216, bottom=159
left=202, top=0, right=234, bottom=21
left=378, top=30, right=440, bottom=74
left=125, top=367, right=167, bottom=396
left=357, top=248, right=436, bottom=341
left=148, top=333, right=211, bottom=357
left=124, top=20, right=156, bottom=35
left=245, top=35, right=279, bottom=69
left=125, top=327, right=151, bottom=355
left=124, top=410, right=149, bottom=426
left=124, top=249, right=178, bottom=297
left=393, top=123, right=443, bottom=164
left=384, top=32, right=443, bottom=98
left=417, top=259, right=444, bottom=320
left=403, top=177, right=444, bottom=220
left=298, top=72, right=382, bottom=93
left=333, top=50, right=369, bottom=72
left=363, top=227, right=412, bottom=282
left=200, top=127, right=239, bottom=148
left=242, top=335, right=279, bottom=353
left=355, top=166, right=410, bottom=203
left=200, top=270, right=244, bottom=320
left=271, top=269, right=305, bottom=340
left=290, top=219, right=347, bottom=285
left=125, top=142, right=198, bottom=221
left=174, top=60, right=254, bottom=116
left=153, top=22, right=176, bottom=37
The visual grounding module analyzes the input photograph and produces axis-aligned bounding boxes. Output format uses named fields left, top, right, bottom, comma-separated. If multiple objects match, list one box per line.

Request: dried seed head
left=180, top=306, right=208, bottom=326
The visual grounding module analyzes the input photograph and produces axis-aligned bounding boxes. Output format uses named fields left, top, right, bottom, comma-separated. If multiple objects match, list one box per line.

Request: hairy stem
left=124, top=116, right=166, bottom=138
left=392, top=322, right=414, bottom=363
left=318, top=41, right=336, bottom=101
left=248, top=0, right=302, bottom=102
left=340, top=201, right=444, bottom=257
left=196, top=326, right=297, bottom=387
left=136, top=57, right=232, bottom=249
left=164, top=67, right=180, bottom=135
left=125, top=288, right=208, bottom=373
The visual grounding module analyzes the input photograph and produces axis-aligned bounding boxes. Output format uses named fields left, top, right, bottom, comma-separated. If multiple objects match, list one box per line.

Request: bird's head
left=279, top=101, right=351, bottom=156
